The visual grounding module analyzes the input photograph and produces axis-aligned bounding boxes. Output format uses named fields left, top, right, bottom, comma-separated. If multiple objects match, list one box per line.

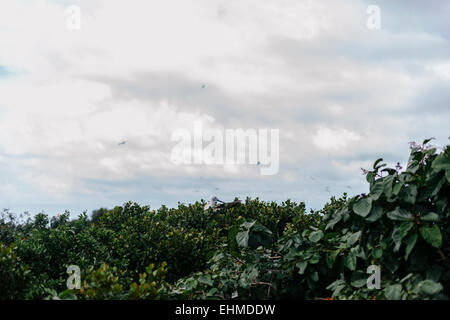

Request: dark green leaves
left=431, top=153, right=450, bottom=171
left=198, top=275, right=213, bottom=286
left=369, top=181, right=384, bottom=200
left=383, top=175, right=396, bottom=198
left=296, top=261, right=308, bottom=275
left=366, top=206, right=383, bottom=222
left=392, top=222, right=413, bottom=252
left=325, top=211, right=343, bottom=230
left=346, top=231, right=361, bottom=247
left=387, top=208, right=413, bottom=221
left=420, top=212, right=440, bottom=222
left=404, top=233, right=417, bottom=261
left=308, top=230, right=324, bottom=243
left=353, top=197, right=372, bottom=217
left=344, top=253, right=357, bottom=271
left=399, top=185, right=418, bottom=205
left=384, top=284, right=402, bottom=300
left=236, top=220, right=273, bottom=249
left=350, top=271, right=367, bottom=288
left=420, top=225, right=442, bottom=248
left=372, top=247, right=383, bottom=259
left=416, top=280, right=443, bottom=296
left=236, top=230, right=250, bottom=248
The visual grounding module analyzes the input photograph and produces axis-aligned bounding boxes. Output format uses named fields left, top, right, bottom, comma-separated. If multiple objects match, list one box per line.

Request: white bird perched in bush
left=204, top=196, right=241, bottom=212
left=204, top=196, right=224, bottom=211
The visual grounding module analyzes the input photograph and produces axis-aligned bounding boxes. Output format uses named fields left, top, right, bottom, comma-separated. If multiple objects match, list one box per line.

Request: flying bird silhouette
left=118, top=141, right=126, bottom=146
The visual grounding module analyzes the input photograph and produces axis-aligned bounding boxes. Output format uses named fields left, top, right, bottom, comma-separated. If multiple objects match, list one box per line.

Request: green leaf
left=346, top=231, right=361, bottom=247
left=416, top=280, right=443, bottom=296
left=387, top=208, right=413, bottom=221
left=344, top=253, right=357, bottom=271
left=325, top=212, right=343, bottom=230
left=392, top=222, right=413, bottom=252
left=366, top=205, right=383, bottom=222
left=446, top=169, right=450, bottom=183
left=326, top=250, right=340, bottom=268
left=373, top=158, right=384, bottom=169
left=383, top=175, right=396, bottom=198
left=431, top=154, right=450, bottom=171
left=384, top=284, right=402, bottom=300
left=370, top=181, right=384, bottom=200
left=198, top=275, right=213, bottom=286
left=310, top=270, right=319, bottom=282
left=309, top=253, right=320, bottom=264
left=420, top=225, right=442, bottom=248
left=399, top=185, right=418, bottom=205
left=420, top=212, right=440, bottom=222
left=308, top=230, right=324, bottom=243
left=426, top=265, right=442, bottom=282
left=236, top=230, right=249, bottom=248
left=296, top=261, right=308, bottom=275
left=404, top=232, right=417, bottom=261
left=392, top=181, right=403, bottom=196
left=353, top=197, right=372, bottom=217
left=240, top=220, right=256, bottom=230
left=351, top=270, right=367, bottom=288
left=372, top=247, right=383, bottom=259
left=366, top=171, right=375, bottom=183
left=185, top=278, right=199, bottom=291
left=326, top=279, right=346, bottom=297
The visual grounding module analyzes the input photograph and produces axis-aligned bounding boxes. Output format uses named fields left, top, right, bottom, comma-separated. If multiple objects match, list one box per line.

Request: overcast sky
left=1, top=0, right=449, bottom=217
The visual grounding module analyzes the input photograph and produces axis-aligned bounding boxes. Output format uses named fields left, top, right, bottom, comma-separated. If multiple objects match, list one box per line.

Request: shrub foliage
left=1, top=139, right=449, bottom=300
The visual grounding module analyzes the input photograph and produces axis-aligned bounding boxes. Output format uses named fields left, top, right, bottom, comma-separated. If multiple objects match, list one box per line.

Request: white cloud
left=0, top=0, right=449, bottom=214
left=313, top=127, right=361, bottom=150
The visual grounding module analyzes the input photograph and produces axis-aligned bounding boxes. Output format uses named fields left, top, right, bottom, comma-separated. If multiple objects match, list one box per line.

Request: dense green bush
left=0, top=139, right=448, bottom=300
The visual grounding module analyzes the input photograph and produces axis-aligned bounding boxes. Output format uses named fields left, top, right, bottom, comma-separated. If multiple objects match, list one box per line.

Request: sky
left=0, top=0, right=449, bottom=218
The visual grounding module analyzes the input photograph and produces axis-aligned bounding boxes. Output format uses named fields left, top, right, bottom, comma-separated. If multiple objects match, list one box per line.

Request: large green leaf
left=392, top=222, right=413, bottom=252
left=308, top=230, right=324, bottom=243
left=384, top=284, right=402, bottom=300
left=420, top=225, right=442, bottom=248
left=399, top=185, right=418, bottom=205
left=383, top=175, right=396, bottom=198
left=370, top=181, right=384, bottom=200
left=372, top=247, right=383, bottom=259
left=236, top=230, right=249, bottom=248
left=198, top=275, right=213, bottom=286
left=353, top=197, right=372, bottom=217
left=404, top=232, right=417, bottom=261
left=326, top=250, right=340, bottom=268
left=416, top=280, right=443, bottom=296
left=346, top=231, right=361, bottom=247
left=344, top=253, right=357, bottom=271
left=431, top=154, right=450, bottom=171
left=296, top=261, right=308, bottom=275
left=325, top=212, right=343, bottom=230
left=366, top=205, right=383, bottom=222
left=387, top=208, right=413, bottom=221
left=350, top=271, right=367, bottom=288
left=420, top=212, right=440, bottom=222
left=392, top=182, right=403, bottom=196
